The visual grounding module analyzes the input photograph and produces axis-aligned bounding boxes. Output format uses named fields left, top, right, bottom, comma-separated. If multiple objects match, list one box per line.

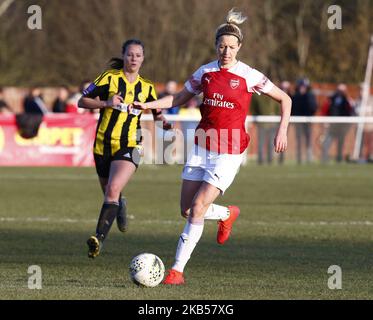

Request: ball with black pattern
left=129, top=253, right=165, bottom=287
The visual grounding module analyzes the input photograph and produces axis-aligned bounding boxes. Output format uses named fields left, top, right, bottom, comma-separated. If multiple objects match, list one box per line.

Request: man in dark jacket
left=23, top=87, right=48, bottom=115
left=291, top=78, right=317, bottom=164
left=17, top=87, right=47, bottom=139
left=321, top=83, right=354, bottom=163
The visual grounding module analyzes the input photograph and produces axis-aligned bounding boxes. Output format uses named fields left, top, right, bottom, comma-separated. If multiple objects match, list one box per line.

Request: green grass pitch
left=0, top=164, right=373, bottom=299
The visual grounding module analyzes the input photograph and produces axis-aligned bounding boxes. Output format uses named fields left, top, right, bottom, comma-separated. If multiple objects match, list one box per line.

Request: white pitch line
left=251, top=220, right=373, bottom=226
left=0, top=171, right=371, bottom=182
left=0, top=174, right=98, bottom=181
left=1, top=217, right=373, bottom=226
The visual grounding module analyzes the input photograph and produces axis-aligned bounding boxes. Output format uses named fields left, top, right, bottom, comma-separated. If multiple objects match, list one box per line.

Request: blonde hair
left=215, top=8, right=247, bottom=44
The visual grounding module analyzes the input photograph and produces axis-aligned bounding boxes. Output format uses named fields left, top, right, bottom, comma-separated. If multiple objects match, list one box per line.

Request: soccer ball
left=129, top=253, right=165, bottom=287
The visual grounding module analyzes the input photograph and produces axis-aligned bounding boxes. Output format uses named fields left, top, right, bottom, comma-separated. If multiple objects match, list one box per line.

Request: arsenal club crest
left=230, top=79, right=240, bottom=89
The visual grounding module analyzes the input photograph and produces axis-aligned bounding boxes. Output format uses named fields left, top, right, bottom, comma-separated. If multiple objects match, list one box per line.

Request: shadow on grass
left=1, top=227, right=373, bottom=299
left=2, top=227, right=373, bottom=272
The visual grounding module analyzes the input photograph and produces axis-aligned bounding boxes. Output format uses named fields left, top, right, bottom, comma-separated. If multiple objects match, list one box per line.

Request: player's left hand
left=132, top=101, right=147, bottom=110
left=274, top=130, right=287, bottom=153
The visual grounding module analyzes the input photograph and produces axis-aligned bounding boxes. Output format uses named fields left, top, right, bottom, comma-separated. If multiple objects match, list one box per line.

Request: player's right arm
left=133, top=64, right=204, bottom=111
left=132, top=87, right=195, bottom=111
left=78, top=94, right=123, bottom=110
left=78, top=71, right=123, bottom=110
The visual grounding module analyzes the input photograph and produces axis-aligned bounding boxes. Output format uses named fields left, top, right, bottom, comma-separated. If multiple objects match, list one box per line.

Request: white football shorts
left=181, top=144, right=245, bottom=193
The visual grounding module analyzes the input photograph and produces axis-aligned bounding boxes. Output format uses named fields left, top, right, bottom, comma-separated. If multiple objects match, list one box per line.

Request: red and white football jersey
left=185, top=60, right=274, bottom=154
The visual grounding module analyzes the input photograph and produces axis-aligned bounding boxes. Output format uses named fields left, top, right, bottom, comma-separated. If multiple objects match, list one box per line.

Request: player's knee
left=190, top=201, right=205, bottom=219
left=180, top=207, right=190, bottom=219
left=180, top=200, right=192, bottom=218
left=105, top=183, right=121, bottom=201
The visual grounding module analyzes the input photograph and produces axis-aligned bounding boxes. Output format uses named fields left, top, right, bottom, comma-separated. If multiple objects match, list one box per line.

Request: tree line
left=0, top=0, right=372, bottom=87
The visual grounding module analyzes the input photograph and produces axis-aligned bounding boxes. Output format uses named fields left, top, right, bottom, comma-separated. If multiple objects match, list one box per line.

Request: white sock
left=172, top=220, right=204, bottom=273
left=204, top=204, right=230, bottom=221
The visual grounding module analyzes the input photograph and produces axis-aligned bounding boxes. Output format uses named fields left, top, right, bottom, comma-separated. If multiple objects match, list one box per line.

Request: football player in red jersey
left=133, top=9, right=292, bottom=285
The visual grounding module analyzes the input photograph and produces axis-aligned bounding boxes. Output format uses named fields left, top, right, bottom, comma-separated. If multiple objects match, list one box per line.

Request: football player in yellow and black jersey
left=78, top=39, right=171, bottom=258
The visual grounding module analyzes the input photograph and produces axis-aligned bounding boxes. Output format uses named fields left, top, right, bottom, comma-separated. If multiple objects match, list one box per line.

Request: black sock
left=118, top=193, right=123, bottom=208
left=95, top=202, right=119, bottom=241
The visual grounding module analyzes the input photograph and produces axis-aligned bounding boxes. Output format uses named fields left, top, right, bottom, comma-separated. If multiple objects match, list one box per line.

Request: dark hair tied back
left=108, top=39, right=145, bottom=70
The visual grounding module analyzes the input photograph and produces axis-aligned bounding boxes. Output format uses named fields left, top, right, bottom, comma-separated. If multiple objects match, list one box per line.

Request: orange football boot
left=163, top=269, right=185, bottom=285
left=217, top=206, right=240, bottom=245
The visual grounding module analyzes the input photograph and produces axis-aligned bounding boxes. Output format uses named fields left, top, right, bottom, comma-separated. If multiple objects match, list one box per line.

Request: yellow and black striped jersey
left=82, top=69, right=157, bottom=156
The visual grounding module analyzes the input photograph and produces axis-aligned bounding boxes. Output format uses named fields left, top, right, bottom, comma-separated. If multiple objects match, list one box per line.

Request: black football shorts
left=94, top=146, right=143, bottom=178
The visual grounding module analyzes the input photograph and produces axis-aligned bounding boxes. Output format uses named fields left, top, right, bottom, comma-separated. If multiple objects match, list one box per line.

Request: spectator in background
left=52, top=86, right=70, bottom=113
left=251, top=92, right=283, bottom=165
left=291, top=78, right=317, bottom=164
left=321, top=83, right=355, bottom=163
left=157, top=80, right=180, bottom=163
left=0, top=87, right=12, bottom=114
left=17, top=87, right=47, bottom=139
left=65, top=80, right=93, bottom=113
left=280, top=81, right=292, bottom=98
left=159, top=81, right=180, bottom=114
left=23, top=87, right=49, bottom=115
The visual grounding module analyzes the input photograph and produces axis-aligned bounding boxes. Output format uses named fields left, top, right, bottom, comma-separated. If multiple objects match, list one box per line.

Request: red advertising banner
left=0, top=114, right=97, bottom=166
